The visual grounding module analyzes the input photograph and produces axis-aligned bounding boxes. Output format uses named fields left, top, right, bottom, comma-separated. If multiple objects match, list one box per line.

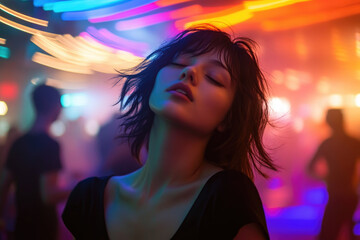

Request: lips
left=166, top=82, right=194, bottom=102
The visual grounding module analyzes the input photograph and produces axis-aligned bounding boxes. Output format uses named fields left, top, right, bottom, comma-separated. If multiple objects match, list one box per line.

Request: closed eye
left=170, top=62, right=187, bottom=68
left=206, top=75, right=223, bottom=87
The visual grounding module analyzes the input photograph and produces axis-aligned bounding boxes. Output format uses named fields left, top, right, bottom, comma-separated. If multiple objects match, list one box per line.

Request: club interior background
left=0, top=0, right=360, bottom=239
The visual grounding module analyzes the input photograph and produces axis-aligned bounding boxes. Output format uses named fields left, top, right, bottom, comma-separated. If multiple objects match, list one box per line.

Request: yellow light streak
left=244, top=0, right=309, bottom=11
left=0, top=17, right=56, bottom=37
left=176, top=4, right=253, bottom=30
left=32, top=52, right=93, bottom=74
left=0, top=3, right=48, bottom=26
left=262, top=4, right=360, bottom=31
left=0, top=38, right=6, bottom=45
left=31, top=34, right=96, bottom=66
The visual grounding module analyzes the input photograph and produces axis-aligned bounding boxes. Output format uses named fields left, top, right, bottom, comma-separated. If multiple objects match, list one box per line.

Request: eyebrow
left=208, top=59, right=228, bottom=71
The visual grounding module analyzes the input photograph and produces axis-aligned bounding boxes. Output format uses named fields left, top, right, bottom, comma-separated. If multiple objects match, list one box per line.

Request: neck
left=30, top=115, right=52, bottom=133
left=135, top=116, right=211, bottom=193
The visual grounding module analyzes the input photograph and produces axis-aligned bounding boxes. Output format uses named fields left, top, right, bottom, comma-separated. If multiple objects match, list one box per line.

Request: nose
left=179, top=66, right=197, bottom=86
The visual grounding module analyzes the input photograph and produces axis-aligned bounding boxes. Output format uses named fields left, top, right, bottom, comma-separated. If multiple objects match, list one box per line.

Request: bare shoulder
left=233, top=223, right=267, bottom=240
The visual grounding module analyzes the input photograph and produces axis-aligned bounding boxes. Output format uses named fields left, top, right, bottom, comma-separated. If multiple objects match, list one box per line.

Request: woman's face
left=149, top=51, right=235, bottom=136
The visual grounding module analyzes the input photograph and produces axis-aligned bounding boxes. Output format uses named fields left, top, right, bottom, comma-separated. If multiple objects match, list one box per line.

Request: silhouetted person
left=0, top=84, right=71, bottom=240
left=308, top=108, right=360, bottom=240
left=96, top=114, right=140, bottom=176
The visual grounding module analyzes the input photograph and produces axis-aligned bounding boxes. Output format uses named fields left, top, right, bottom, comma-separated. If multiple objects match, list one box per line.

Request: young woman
left=62, top=25, right=277, bottom=240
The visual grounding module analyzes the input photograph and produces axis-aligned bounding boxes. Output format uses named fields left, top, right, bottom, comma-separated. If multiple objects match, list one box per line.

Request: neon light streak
left=85, top=27, right=148, bottom=54
left=61, top=0, right=157, bottom=21
left=178, top=7, right=253, bottom=30
left=156, top=0, right=192, bottom=7
left=34, top=0, right=61, bottom=7
left=116, top=5, right=203, bottom=31
left=89, top=2, right=158, bottom=23
left=244, top=0, right=310, bottom=11
left=0, top=17, right=56, bottom=37
left=43, top=0, right=125, bottom=12
left=32, top=52, right=93, bottom=74
left=262, top=4, right=360, bottom=31
left=0, top=46, right=10, bottom=59
left=0, top=3, right=48, bottom=26
left=31, top=33, right=143, bottom=74
left=31, top=35, right=87, bottom=65
left=89, top=0, right=191, bottom=23
left=0, top=38, right=6, bottom=45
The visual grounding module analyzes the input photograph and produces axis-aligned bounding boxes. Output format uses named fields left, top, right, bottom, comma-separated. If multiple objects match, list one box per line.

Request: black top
left=62, top=170, right=269, bottom=240
left=6, top=132, right=62, bottom=239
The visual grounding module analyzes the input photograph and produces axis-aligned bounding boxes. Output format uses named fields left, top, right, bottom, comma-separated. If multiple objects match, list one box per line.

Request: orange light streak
left=0, top=38, right=6, bottom=45
left=0, top=3, right=48, bottom=26
left=32, top=52, right=93, bottom=74
left=0, top=16, right=56, bottom=37
left=262, top=4, right=360, bottom=31
left=176, top=4, right=253, bottom=30
left=31, top=35, right=91, bottom=66
left=156, top=0, right=192, bottom=7
left=244, top=0, right=309, bottom=11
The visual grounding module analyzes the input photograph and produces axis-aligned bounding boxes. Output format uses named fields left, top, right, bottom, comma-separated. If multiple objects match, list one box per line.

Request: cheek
left=200, top=89, right=234, bottom=126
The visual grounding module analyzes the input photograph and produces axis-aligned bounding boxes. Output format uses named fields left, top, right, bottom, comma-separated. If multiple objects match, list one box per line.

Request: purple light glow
left=85, top=27, right=148, bottom=56
left=89, top=2, right=158, bottom=23
left=115, top=5, right=202, bottom=31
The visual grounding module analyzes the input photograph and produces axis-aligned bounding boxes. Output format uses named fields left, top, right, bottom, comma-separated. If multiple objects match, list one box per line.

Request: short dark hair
left=116, top=25, right=277, bottom=179
left=32, top=84, right=61, bottom=115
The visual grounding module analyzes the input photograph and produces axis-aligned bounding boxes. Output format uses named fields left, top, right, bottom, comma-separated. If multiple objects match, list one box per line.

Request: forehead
left=176, top=50, right=229, bottom=69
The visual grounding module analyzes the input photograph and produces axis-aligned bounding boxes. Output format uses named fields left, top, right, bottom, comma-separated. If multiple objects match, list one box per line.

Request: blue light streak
left=61, top=0, right=157, bottom=21
left=43, top=0, right=126, bottom=12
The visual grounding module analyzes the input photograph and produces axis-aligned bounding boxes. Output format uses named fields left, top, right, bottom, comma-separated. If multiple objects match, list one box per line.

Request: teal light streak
left=0, top=46, right=10, bottom=59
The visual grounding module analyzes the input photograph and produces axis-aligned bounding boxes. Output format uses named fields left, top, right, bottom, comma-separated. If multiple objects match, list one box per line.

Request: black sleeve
left=62, top=176, right=110, bottom=240
left=214, top=171, right=269, bottom=239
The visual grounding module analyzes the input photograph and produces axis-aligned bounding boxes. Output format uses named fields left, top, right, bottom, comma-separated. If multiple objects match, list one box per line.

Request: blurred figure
left=0, top=84, right=71, bottom=240
left=308, top=108, right=360, bottom=240
left=0, top=126, right=21, bottom=240
left=96, top=114, right=141, bottom=176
